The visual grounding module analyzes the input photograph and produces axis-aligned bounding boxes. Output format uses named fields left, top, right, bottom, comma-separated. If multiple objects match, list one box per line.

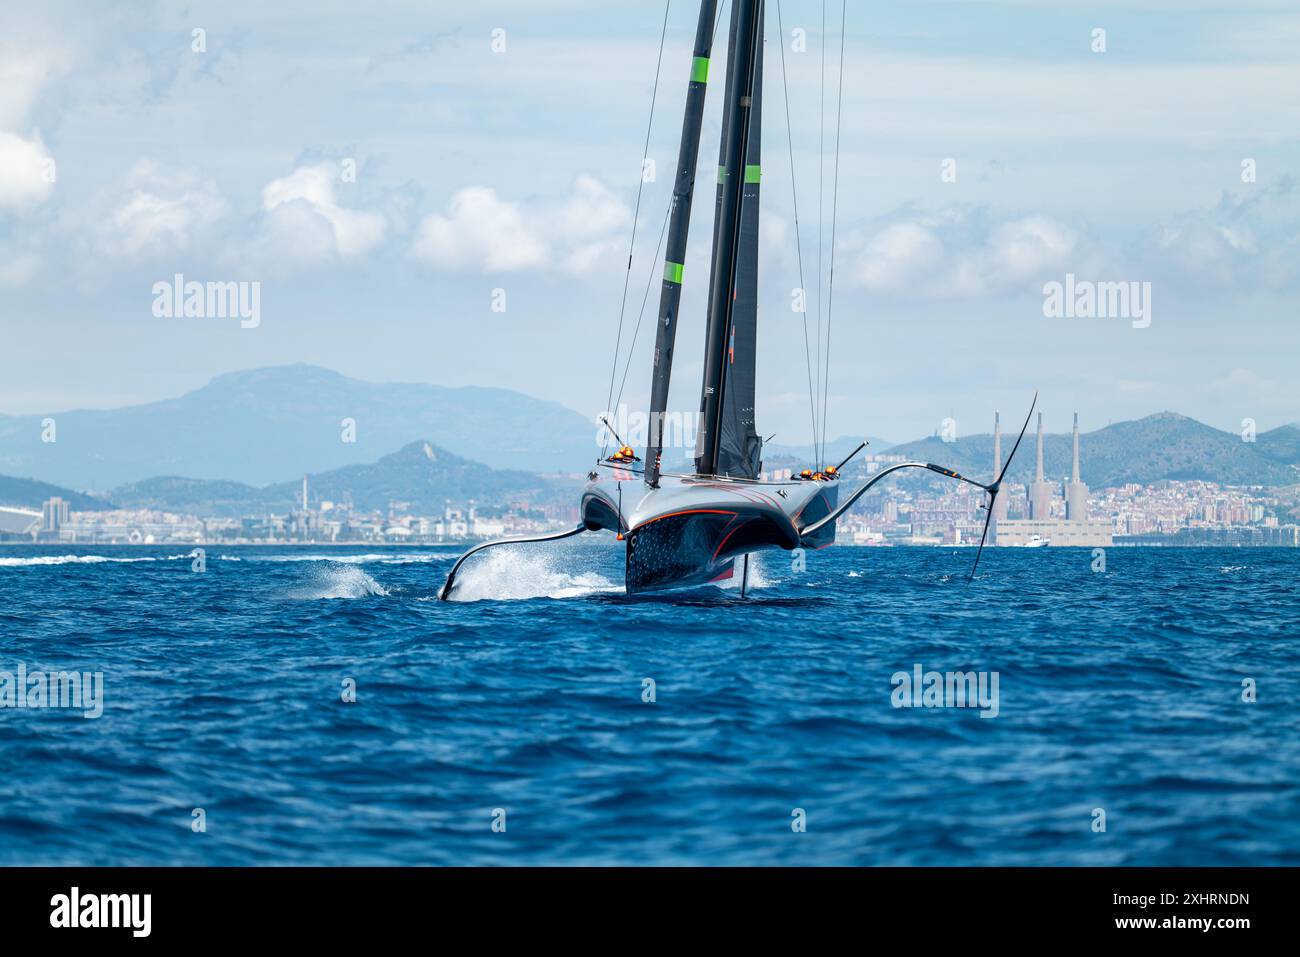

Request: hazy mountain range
left=109, top=441, right=566, bottom=518
left=0, top=365, right=1296, bottom=515
left=0, top=474, right=113, bottom=513
left=0, top=364, right=596, bottom=489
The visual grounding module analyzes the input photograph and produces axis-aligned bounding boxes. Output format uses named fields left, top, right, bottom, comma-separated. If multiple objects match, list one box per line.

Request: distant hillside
left=0, top=474, right=114, bottom=512
left=883, top=413, right=1299, bottom=488
left=0, top=364, right=597, bottom=490
left=110, top=441, right=573, bottom=518
left=1257, top=424, right=1300, bottom=467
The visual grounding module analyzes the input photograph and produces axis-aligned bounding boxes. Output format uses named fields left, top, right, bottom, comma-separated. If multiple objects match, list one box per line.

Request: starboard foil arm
left=439, top=524, right=588, bottom=600
left=797, top=462, right=983, bottom=541
left=798, top=394, right=1038, bottom=581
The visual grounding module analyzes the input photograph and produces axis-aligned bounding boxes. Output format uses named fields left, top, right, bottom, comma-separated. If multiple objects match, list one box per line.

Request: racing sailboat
left=440, top=0, right=1033, bottom=600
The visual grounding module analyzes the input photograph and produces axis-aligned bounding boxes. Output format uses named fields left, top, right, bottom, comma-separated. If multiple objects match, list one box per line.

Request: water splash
left=447, top=546, right=620, bottom=602
left=291, top=564, right=390, bottom=600
left=716, top=552, right=774, bottom=592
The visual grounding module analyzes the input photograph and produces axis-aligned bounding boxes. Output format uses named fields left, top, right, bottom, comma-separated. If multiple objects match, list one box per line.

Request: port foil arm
left=439, top=524, right=588, bottom=600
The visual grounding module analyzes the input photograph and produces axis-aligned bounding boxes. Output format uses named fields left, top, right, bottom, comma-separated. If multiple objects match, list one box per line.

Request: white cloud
left=103, top=161, right=228, bottom=257
left=412, top=186, right=545, bottom=272
left=0, top=46, right=67, bottom=130
left=853, top=212, right=1079, bottom=298
left=0, top=42, right=69, bottom=213
left=411, top=175, right=629, bottom=275
left=1151, top=182, right=1300, bottom=289
left=0, top=130, right=55, bottom=210
left=950, top=216, right=1078, bottom=297
left=858, top=222, right=945, bottom=293
left=553, top=175, right=629, bottom=274
left=260, top=164, right=386, bottom=260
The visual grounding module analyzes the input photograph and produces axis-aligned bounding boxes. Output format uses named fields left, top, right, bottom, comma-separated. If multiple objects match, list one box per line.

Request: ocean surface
left=0, top=541, right=1296, bottom=866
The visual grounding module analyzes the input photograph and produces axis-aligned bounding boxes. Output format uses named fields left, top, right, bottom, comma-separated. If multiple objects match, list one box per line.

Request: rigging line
left=613, top=203, right=673, bottom=416
left=820, top=0, right=846, bottom=465
left=775, top=0, right=820, bottom=459
left=814, top=0, right=826, bottom=467
left=616, top=0, right=726, bottom=451
left=602, top=0, right=673, bottom=456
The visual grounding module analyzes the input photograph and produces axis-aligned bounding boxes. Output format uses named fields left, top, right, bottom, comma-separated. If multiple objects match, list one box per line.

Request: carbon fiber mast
left=695, top=0, right=763, bottom=477
left=645, top=0, right=720, bottom=487
left=718, top=0, right=765, bottom=479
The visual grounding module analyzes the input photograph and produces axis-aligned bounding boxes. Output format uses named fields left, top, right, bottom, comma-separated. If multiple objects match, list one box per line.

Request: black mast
left=694, top=0, right=763, bottom=477
left=645, top=0, right=719, bottom=487
left=717, top=0, right=764, bottom=479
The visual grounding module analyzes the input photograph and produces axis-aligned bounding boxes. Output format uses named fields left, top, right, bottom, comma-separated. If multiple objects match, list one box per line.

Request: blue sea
left=0, top=541, right=1296, bottom=866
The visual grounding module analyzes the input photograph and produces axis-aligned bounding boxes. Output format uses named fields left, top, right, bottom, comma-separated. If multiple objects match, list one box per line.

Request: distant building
left=998, top=412, right=1111, bottom=547
left=43, top=497, right=70, bottom=532
left=0, top=505, right=41, bottom=541
left=995, top=519, right=1112, bottom=547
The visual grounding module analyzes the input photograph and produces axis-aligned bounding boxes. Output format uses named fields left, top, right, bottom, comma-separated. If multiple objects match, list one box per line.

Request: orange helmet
left=800, top=469, right=812, bottom=478
left=826, top=466, right=838, bottom=476
left=619, top=446, right=634, bottom=458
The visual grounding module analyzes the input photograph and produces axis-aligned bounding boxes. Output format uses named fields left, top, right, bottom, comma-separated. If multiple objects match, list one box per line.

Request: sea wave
left=0, top=554, right=192, bottom=567
left=220, top=553, right=447, bottom=565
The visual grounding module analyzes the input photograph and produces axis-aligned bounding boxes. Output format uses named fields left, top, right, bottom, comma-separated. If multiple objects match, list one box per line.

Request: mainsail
left=695, top=0, right=764, bottom=478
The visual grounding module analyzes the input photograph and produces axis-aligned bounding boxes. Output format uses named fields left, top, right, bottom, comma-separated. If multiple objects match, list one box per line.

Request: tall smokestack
left=992, top=412, right=1008, bottom=525
left=1067, top=411, right=1089, bottom=520
left=1029, top=412, right=1053, bottom=520
left=1035, top=412, right=1044, bottom=482
left=1071, top=412, right=1081, bottom=483
left=993, top=412, right=1002, bottom=479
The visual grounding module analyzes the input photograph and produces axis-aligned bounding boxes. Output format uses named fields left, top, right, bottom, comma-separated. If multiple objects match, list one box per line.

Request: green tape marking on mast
left=691, top=57, right=710, bottom=84
left=664, top=262, right=684, bottom=284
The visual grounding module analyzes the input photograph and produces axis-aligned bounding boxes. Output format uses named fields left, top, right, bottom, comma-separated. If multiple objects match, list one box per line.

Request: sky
left=0, top=0, right=1297, bottom=446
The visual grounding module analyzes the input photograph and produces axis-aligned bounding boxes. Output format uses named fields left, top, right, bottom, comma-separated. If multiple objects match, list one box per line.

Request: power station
left=991, top=411, right=1113, bottom=547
